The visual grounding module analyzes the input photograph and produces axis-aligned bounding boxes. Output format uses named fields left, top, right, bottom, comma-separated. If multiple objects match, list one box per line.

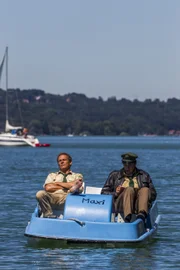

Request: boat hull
left=0, top=133, right=39, bottom=147
left=0, top=137, right=29, bottom=146
left=0, top=140, right=28, bottom=146
left=25, top=194, right=161, bottom=243
left=25, top=215, right=160, bottom=243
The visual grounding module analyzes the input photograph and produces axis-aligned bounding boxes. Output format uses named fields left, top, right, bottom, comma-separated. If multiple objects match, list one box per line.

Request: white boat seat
left=85, top=186, right=102, bottom=194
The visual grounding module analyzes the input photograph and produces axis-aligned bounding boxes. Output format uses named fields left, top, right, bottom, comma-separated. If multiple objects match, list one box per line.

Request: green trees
left=0, top=88, right=180, bottom=135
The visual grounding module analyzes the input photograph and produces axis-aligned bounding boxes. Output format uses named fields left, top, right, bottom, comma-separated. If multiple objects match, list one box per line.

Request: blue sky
left=0, top=0, right=180, bottom=101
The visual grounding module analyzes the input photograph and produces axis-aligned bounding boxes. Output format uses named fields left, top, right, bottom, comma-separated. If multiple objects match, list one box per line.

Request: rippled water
left=0, top=136, right=180, bottom=269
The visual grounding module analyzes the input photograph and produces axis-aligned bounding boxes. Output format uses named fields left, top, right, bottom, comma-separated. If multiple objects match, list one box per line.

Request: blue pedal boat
left=25, top=186, right=161, bottom=244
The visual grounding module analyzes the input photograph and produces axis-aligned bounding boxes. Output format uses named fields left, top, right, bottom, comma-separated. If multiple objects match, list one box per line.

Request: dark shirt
left=101, top=167, right=157, bottom=201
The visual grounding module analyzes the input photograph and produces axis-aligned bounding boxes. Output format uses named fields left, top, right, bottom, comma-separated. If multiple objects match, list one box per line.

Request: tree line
left=0, top=88, right=180, bottom=136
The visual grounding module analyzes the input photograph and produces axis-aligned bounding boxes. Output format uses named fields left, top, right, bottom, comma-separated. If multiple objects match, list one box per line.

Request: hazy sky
left=1, top=0, right=180, bottom=101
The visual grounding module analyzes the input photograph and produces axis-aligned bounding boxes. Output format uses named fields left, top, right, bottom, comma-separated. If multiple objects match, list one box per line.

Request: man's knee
left=125, top=187, right=135, bottom=195
left=139, top=187, right=149, bottom=196
left=36, top=190, right=46, bottom=200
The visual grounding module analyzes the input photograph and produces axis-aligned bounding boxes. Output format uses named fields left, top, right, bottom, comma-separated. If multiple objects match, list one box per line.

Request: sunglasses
left=122, top=161, right=135, bottom=166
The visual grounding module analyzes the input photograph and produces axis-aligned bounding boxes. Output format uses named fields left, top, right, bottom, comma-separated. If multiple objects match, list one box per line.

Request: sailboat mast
left=5, top=46, right=8, bottom=122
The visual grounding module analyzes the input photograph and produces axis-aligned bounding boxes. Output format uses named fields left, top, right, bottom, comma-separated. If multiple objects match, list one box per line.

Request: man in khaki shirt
left=36, top=152, right=83, bottom=218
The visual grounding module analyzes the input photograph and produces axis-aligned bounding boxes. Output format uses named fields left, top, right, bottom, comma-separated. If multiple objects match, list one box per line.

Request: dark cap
left=121, top=152, right=138, bottom=163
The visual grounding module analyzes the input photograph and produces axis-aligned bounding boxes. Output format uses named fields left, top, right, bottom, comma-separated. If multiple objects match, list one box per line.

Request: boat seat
left=85, top=186, right=102, bottom=194
left=85, top=186, right=126, bottom=223
left=63, top=193, right=113, bottom=222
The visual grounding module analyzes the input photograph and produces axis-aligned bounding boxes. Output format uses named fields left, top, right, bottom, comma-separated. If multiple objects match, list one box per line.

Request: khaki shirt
left=43, top=171, right=83, bottom=194
left=121, top=176, right=139, bottom=189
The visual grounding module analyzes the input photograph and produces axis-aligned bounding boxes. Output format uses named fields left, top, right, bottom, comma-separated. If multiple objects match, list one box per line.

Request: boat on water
left=0, top=47, right=50, bottom=147
left=67, top=134, right=74, bottom=137
left=25, top=186, right=161, bottom=244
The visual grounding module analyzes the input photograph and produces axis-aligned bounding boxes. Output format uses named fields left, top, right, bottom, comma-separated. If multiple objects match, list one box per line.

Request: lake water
left=0, top=136, right=180, bottom=269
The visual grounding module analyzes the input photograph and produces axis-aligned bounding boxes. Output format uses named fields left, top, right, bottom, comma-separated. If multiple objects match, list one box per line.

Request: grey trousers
left=36, top=190, right=68, bottom=216
left=114, top=187, right=151, bottom=218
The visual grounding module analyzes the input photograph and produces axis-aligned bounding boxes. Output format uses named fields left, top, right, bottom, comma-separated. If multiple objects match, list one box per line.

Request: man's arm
left=148, top=175, right=157, bottom=201
left=45, top=180, right=77, bottom=193
left=140, top=171, right=157, bottom=201
left=101, top=171, right=117, bottom=195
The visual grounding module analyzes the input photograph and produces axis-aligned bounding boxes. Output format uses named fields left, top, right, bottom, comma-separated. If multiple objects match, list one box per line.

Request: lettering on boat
left=82, top=198, right=105, bottom=205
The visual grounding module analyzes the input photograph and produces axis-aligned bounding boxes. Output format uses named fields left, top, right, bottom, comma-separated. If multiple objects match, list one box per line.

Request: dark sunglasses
left=122, top=161, right=135, bottom=166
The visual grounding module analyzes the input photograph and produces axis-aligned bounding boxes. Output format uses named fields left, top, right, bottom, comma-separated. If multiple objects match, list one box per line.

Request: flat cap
left=121, top=152, right=138, bottom=162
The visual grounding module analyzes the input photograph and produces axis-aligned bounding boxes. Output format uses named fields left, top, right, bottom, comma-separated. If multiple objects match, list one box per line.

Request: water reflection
left=25, top=237, right=160, bottom=270
left=26, top=237, right=158, bottom=250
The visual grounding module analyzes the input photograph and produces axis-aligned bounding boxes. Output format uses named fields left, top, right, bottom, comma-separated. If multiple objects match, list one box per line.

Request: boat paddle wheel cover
left=63, top=194, right=113, bottom=222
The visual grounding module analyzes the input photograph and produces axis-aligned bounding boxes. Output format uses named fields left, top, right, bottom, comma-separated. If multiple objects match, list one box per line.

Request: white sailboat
left=0, top=47, right=40, bottom=147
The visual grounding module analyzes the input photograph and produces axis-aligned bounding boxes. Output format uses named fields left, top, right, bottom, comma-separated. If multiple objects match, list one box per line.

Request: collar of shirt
left=122, top=168, right=139, bottom=178
left=58, top=170, right=72, bottom=175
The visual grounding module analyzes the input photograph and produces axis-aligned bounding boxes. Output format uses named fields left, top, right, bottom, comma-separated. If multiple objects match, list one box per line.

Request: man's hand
left=116, top=185, right=125, bottom=194
left=69, top=179, right=83, bottom=193
left=75, top=179, right=83, bottom=187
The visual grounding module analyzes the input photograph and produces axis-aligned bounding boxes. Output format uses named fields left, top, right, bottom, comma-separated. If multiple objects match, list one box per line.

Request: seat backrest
left=85, top=186, right=102, bottom=194
left=64, top=193, right=113, bottom=222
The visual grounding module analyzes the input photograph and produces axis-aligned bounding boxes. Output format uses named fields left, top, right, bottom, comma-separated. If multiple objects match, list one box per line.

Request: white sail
left=0, top=47, right=40, bottom=147
left=5, top=120, right=22, bottom=132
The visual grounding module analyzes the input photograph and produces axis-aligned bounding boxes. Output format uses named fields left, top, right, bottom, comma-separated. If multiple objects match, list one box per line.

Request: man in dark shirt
left=101, top=152, right=157, bottom=223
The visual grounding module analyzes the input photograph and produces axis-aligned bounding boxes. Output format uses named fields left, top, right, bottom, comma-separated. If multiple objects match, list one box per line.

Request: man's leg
left=123, top=187, right=135, bottom=221
left=136, top=187, right=150, bottom=222
left=137, top=187, right=149, bottom=214
left=36, top=190, right=54, bottom=217
left=52, top=192, right=68, bottom=212
left=36, top=190, right=68, bottom=217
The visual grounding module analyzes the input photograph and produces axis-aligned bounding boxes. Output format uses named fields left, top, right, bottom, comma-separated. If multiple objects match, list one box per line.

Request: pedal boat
left=25, top=187, right=161, bottom=244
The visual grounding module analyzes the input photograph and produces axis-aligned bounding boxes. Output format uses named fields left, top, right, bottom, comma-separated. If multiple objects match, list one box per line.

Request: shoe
left=124, top=214, right=132, bottom=223
left=44, top=214, right=57, bottom=219
left=136, top=211, right=147, bottom=223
